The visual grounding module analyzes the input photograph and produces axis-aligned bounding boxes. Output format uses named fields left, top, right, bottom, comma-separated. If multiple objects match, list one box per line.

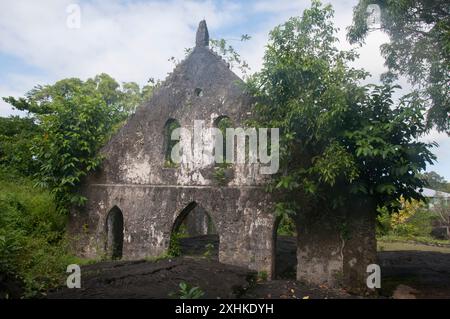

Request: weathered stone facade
left=68, top=20, right=376, bottom=290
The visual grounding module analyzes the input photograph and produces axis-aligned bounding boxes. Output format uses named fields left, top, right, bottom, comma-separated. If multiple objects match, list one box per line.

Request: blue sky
left=0, top=0, right=449, bottom=180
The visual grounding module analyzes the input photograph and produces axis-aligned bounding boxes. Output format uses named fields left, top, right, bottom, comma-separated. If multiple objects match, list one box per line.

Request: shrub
left=0, top=168, right=78, bottom=297
left=168, top=232, right=182, bottom=257
left=178, top=281, right=205, bottom=299
left=203, top=243, right=214, bottom=258
left=376, top=207, right=392, bottom=236
left=376, top=197, right=439, bottom=240
left=276, top=213, right=297, bottom=236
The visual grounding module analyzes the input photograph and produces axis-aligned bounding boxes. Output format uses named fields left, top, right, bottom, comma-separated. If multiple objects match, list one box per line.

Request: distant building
left=421, top=188, right=450, bottom=208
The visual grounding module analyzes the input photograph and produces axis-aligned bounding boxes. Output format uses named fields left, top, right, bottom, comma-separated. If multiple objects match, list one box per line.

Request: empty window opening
left=213, top=116, right=233, bottom=164
left=164, top=118, right=181, bottom=167
left=194, top=88, right=203, bottom=97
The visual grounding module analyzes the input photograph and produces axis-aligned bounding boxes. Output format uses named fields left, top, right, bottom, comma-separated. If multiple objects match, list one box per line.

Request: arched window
left=164, top=119, right=180, bottom=167
left=213, top=116, right=233, bottom=164
left=194, top=88, right=203, bottom=97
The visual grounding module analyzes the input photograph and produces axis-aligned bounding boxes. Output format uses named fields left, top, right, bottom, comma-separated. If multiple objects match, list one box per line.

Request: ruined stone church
left=69, top=21, right=376, bottom=290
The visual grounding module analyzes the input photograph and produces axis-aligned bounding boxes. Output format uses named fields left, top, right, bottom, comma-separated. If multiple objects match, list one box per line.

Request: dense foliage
left=3, top=74, right=153, bottom=212
left=0, top=116, right=41, bottom=175
left=377, top=197, right=434, bottom=237
left=0, top=168, right=79, bottom=296
left=0, top=74, right=152, bottom=297
left=247, top=1, right=436, bottom=217
left=0, top=1, right=446, bottom=298
left=347, top=0, right=450, bottom=133
left=421, top=171, right=450, bottom=192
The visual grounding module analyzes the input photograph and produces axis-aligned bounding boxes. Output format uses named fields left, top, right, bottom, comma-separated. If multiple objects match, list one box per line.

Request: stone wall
left=69, top=184, right=276, bottom=276
left=295, top=200, right=376, bottom=291
left=296, top=209, right=345, bottom=287
left=68, top=20, right=377, bottom=291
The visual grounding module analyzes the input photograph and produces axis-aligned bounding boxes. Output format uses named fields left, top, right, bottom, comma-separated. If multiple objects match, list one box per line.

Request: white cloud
left=0, top=88, right=26, bottom=117
left=420, top=130, right=450, bottom=180
left=0, top=0, right=448, bottom=179
left=0, top=0, right=242, bottom=84
left=252, top=0, right=305, bottom=14
left=0, top=73, right=49, bottom=117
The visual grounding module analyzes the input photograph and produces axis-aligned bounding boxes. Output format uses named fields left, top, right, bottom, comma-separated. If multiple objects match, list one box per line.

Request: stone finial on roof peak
left=196, top=20, right=209, bottom=47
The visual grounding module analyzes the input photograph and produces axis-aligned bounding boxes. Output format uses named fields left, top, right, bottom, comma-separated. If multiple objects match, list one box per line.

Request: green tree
left=247, top=1, right=435, bottom=217
left=420, top=171, right=448, bottom=191
left=347, top=0, right=450, bottom=133
left=0, top=116, right=41, bottom=175
left=84, top=73, right=154, bottom=125
left=3, top=74, right=153, bottom=212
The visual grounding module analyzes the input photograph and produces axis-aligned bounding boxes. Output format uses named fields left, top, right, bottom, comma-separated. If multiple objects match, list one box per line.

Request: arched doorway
left=170, top=202, right=219, bottom=258
left=273, top=213, right=297, bottom=279
left=105, top=206, right=124, bottom=260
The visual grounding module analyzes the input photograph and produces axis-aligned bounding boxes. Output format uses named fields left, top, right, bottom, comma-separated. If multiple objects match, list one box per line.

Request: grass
left=377, top=234, right=450, bottom=254
left=144, top=253, right=172, bottom=262
left=0, top=167, right=82, bottom=297
left=378, top=234, right=450, bottom=246
left=377, top=241, right=450, bottom=253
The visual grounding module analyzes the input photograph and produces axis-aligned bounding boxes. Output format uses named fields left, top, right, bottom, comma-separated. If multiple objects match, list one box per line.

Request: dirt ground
left=48, top=257, right=254, bottom=299
left=47, top=235, right=450, bottom=299
left=378, top=251, right=450, bottom=298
